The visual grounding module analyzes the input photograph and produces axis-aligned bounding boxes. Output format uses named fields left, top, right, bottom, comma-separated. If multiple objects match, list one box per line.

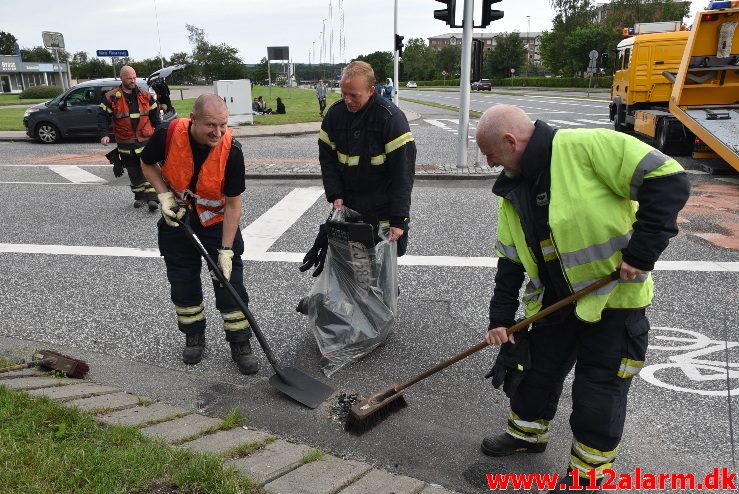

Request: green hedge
left=407, top=76, right=613, bottom=89
left=19, top=85, right=64, bottom=99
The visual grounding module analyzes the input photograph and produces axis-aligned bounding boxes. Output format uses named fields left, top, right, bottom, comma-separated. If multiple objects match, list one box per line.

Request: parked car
left=471, top=79, right=492, bottom=91
left=406, top=81, right=418, bottom=88
left=23, top=65, right=183, bottom=144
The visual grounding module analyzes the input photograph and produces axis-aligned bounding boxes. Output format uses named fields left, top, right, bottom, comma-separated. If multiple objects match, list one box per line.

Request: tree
left=168, top=52, right=197, bottom=84
left=484, top=32, right=527, bottom=78
left=130, top=58, right=166, bottom=80
left=20, top=46, right=55, bottom=62
left=71, top=57, right=112, bottom=80
left=565, top=24, right=621, bottom=75
left=437, top=45, right=462, bottom=76
left=0, top=31, right=18, bottom=55
left=354, top=51, right=393, bottom=81
left=539, top=0, right=596, bottom=75
left=601, top=0, right=690, bottom=32
left=401, top=38, right=437, bottom=81
left=185, top=24, right=245, bottom=83
left=249, top=57, right=269, bottom=84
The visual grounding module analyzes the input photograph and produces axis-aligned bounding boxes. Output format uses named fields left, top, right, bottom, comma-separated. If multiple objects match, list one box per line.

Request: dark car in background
left=23, top=65, right=183, bottom=144
left=471, top=79, right=492, bottom=91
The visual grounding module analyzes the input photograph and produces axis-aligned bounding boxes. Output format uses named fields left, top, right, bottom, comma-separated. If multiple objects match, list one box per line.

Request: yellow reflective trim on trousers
left=118, top=147, right=144, bottom=155
left=370, top=154, right=386, bottom=165
left=176, top=303, right=204, bottom=315
left=129, top=112, right=141, bottom=118
left=617, top=357, right=644, bottom=378
left=337, top=152, right=360, bottom=166
left=569, top=457, right=614, bottom=479
left=572, top=439, right=619, bottom=463
left=221, top=310, right=245, bottom=320
left=507, top=410, right=550, bottom=441
left=385, top=132, right=414, bottom=154
left=319, top=129, right=336, bottom=150
left=224, top=321, right=250, bottom=331
left=178, top=313, right=205, bottom=324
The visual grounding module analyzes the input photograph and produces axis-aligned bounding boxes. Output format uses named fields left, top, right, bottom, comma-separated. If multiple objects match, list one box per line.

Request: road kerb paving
left=180, top=426, right=272, bottom=455
left=140, top=413, right=222, bottom=443
left=226, top=439, right=316, bottom=485
left=28, top=382, right=117, bottom=401
left=96, top=402, right=188, bottom=427
left=66, top=391, right=143, bottom=413
left=0, top=372, right=459, bottom=493
left=337, top=468, right=426, bottom=493
left=263, top=454, right=373, bottom=494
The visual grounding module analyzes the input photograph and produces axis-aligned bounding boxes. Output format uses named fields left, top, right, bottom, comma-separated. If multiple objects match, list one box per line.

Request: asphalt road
left=1, top=101, right=738, bottom=493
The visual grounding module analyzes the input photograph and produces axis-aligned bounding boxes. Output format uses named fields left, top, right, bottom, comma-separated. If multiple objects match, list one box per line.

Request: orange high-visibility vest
left=162, top=118, right=232, bottom=227
left=103, top=86, right=154, bottom=144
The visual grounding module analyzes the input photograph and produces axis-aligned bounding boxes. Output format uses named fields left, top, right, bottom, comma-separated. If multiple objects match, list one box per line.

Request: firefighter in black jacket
left=318, top=60, right=416, bottom=258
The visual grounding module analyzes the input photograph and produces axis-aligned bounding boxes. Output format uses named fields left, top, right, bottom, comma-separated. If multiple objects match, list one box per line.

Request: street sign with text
left=97, top=50, right=129, bottom=57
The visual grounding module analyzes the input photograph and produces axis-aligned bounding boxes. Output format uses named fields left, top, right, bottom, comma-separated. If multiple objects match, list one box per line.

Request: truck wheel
left=656, top=120, right=670, bottom=153
left=36, top=122, right=60, bottom=144
left=613, top=103, right=626, bottom=132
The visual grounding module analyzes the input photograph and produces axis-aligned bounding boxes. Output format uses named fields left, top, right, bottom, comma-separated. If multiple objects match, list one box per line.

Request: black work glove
left=299, top=222, right=328, bottom=277
left=105, top=148, right=124, bottom=178
left=484, top=330, right=531, bottom=399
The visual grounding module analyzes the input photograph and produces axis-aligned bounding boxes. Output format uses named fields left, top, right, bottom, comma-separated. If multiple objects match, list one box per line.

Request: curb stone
left=0, top=371, right=459, bottom=493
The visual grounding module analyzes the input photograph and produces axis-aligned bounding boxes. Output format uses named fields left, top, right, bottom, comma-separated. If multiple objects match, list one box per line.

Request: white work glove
left=158, top=192, right=185, bottom=227
left=217, top=248, right=234, bottom=281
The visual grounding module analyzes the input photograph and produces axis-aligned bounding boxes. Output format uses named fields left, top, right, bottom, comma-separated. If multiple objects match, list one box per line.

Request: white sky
left=3, top=0, right=706, bottom=64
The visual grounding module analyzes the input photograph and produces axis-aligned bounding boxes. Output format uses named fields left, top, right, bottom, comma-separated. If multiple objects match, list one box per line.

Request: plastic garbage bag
left=298, top=207, right=398, bottom=376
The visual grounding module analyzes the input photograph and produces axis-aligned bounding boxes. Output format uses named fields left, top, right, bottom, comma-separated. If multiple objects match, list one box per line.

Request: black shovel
left=175, top=216, right=334, bottom=409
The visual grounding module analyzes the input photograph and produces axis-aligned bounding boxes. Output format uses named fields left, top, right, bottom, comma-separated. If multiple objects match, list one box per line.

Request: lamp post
left=526, top=15, right=530, bottom=77
left=153, top=0, right=164, bottom=68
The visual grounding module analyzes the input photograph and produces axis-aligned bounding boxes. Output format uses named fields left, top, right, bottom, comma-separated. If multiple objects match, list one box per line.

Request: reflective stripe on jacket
left=101, top=86, right=155, bottom=144
left=161, top=118, right=232, bottom=227
left=496, top=128, right=684, bottom=322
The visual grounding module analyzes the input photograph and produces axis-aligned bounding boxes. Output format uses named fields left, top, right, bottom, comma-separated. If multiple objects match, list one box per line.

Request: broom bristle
left=36, top=350, right=89, bottom=379
left=344, top=387, right=408, bottom=434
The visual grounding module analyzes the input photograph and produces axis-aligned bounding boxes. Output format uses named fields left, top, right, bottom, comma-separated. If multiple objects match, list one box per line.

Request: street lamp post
left=526, top=15, right=530, bottom=77
left=153, top=0, right=164, bottom=69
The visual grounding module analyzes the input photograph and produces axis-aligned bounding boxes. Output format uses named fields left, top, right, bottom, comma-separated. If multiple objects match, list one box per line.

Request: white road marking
left=423, top=119, right=451, bottom=129
left=548, top=119, right=586, bottom=126
left=49, top=166, right=107, bottom=183
left=1, top=187, right=737, bottom=273
left=576, top=119, right=612, bottom=125
left=242, top=186, right=325, bottom=256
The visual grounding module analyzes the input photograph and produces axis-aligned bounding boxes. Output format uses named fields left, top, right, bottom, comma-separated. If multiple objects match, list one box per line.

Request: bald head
left=119, top=65, right=137, bottom=92
left=190, top=93, right=229, bottom=147
left=475, top=105, right=534, bottom=177
left=192, top=93, right=228, bottom=117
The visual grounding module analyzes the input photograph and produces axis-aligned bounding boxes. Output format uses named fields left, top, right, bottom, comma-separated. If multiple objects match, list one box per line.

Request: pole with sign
left=42, top=31, right=67, bottom=90
left=97, top=50, right=129, bottom=79
left=587, top=50, right=598, bottom=97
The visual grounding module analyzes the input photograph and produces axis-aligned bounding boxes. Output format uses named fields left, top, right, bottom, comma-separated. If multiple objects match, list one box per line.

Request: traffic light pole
left=457, top=0, right=473, bottom=169
left=393, top=0, right=399, bottom=106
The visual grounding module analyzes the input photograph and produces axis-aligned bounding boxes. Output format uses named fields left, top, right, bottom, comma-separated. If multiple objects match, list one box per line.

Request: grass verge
left=0, top=385, right=260, bottom=494
left=249, top=86, right=341, bottom=125
left=0, top=107, right=27, bottom=131
left=0, top=95, right=48, bottom=105
left=400, top=97, right=482, bottom=119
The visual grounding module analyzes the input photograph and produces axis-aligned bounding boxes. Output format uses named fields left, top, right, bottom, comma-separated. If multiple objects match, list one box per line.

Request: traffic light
left=434, top=0, right=457, bottom=27
left=478, top=0, right=504, bottom=28
left=601, top=52, right=609, bottom=64
left=395, top=34, right=405, bottom=57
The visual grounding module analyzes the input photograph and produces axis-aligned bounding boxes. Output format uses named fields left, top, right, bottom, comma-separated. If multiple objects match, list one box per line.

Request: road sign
left=42, top=31, right=65, bottom=49
left=589, top=49, right=599, bottom=60
left=97, top=50, right=129, bottom=57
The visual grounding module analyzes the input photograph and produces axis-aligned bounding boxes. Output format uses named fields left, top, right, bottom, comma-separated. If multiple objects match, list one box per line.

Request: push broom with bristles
left=0, top=349, right=89, bottom=379
left=344, top=271, right=620, bottom=434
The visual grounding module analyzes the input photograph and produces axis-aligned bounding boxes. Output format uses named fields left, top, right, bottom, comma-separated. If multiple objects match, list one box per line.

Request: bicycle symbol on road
left=640, top=327, right=739, bottom=396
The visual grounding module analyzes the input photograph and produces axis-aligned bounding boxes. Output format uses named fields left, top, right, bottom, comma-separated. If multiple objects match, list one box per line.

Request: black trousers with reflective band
left=120, top=149, right=156, bottom=201
left=157, top=217, right=252, bottom=342
left=510, top=308, right=649, bottom=453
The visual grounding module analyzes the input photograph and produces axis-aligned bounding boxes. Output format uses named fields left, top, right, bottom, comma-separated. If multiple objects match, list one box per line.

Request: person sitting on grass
left=275, top=97, right=286, bottom=114
left=257, top=96, right=272, bottom=114
left=252, top=98, right=263, bottom=115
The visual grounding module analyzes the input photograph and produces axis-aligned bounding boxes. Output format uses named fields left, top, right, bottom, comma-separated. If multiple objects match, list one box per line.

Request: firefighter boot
left=481, top=433, right=547, bottom=457
left=230, top=340, right=259, bottom=375
left=182, top=331, right=205, bottom=365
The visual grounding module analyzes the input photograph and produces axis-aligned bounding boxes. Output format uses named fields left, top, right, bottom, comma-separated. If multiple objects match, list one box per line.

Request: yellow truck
left=609, top=24, right=692, bottom=153
left=669, top=1, right=739, bottom=171
left=611, top=2, right=739, bottom=171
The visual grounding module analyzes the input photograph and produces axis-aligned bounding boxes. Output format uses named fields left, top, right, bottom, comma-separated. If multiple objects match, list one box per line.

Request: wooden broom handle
left=395, top=271, right=620, bottom=393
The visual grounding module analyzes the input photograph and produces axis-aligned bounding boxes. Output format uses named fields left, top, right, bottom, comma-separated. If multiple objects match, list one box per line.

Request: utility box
left=213, top=79, right=253, bottom=126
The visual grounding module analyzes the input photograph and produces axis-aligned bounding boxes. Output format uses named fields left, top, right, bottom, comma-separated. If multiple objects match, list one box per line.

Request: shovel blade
left=268, top=367, right=334, bottom=409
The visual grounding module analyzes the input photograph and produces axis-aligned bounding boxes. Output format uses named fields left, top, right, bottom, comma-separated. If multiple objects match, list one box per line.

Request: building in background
left=0, top=54, right=69, bottom=93
left=428, top=32, right=542, bottom=65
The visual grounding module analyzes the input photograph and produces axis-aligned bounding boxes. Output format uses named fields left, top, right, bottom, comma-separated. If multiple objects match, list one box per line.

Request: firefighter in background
left=475, top=104, right=690, bottom=492
left=140, top=94, right=258, bottom=375
left=99, top=65, right=161, bottom=211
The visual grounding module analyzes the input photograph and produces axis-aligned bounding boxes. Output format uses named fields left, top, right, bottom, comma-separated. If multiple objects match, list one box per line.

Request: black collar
left=492, top=120, right=556, bottom=197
